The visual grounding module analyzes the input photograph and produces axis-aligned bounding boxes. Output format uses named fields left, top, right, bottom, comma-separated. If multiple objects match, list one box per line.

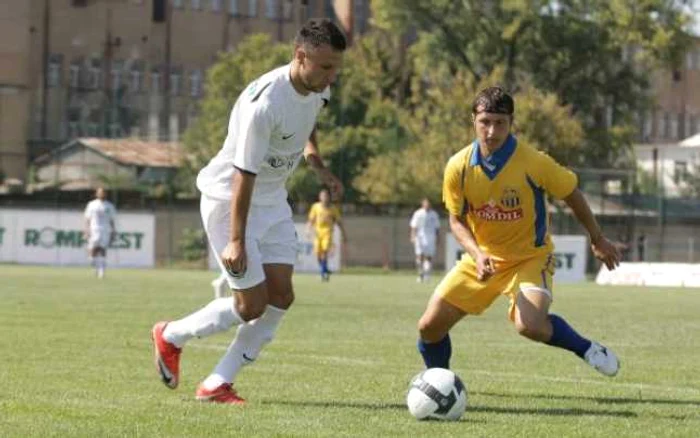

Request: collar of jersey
left=469, top=134, right=517, bottom=180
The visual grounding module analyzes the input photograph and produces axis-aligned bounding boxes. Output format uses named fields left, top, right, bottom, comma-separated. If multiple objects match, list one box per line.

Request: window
left=674, top=161, right=688, bottom=184
left=671, top=113, right=679, bottom=140
left=248, top=0, right=257, bottom=16
left=86, top=122, right=99, bottom=137
left=151, top=71, right=161, bottom=94
left=68, top=121, right=80, bottom=138
left=229, top=0, right=239, bottom=15
left=642, top=111, right=652, bottom=141
left=88, top=64, right=101, bottom=89
left=111, top=68, right=122, bottom=91
left=192, top=0, right=202, bottom=9
left=69, top=64, right=80, bottom=88
left=265, top=0, right=278, bottom=18
left=72, top=0, right=88, bottom=6
left=130, top=69, right=142, bottom=93
left=173, top=0, right=184, bottom=7
left=47, top=60, right=61, bottom=87
left=190, top=70, right=202, bottom=97
left=170, top=72, right=181, bottom=96
left=109, top=123, right=122, bottom=138
left=283, top=0, right=292, bottom=19
left=211, top=0, right=221, bottom=11
left=663, top=112, right=671, bottom=139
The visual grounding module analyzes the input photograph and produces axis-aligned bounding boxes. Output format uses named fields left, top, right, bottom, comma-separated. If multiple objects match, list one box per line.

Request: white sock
left=95, top=256, right=105, bottom=277
left=202, top=305, right=286, bottom=389
left=212, top=274, right=229, bottom=298
left=422, top=260, right=432, bottom=278
left=163, top=297, right=243, bottom=348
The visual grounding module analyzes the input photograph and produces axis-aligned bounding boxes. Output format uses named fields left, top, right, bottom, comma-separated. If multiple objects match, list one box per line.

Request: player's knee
left=514, top=319, right=548, bottom=341
left=270, top=290, right=294, bottom=310
left=417, top=316, right=445, bottom=343
left=235, top=300, right=267, bottom=322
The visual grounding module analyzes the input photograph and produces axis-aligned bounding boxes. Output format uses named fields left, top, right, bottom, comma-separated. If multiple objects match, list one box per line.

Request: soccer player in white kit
left=410, top=198, right=440, bottom=283
left=83, top=187, right=116, bottom=279
left=151, top=19, right=347, bottom=404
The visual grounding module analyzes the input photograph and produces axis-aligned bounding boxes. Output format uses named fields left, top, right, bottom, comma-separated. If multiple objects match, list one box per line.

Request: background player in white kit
left=410, top=198, right=440, bottom=283
left=151, top=19, right=347, bottom=404
left=83, top=187, right=116, bottom=279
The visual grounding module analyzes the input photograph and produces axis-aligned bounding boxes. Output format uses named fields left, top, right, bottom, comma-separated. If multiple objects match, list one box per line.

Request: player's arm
left=336, top=216, right=347, bottom=243
left=563, top=188, right=621, bottom=270
left=225, top=168, right=256, bottom=276
left=449, top=215, right=494, bottom=281
left=304, top=128, right=343, bottom=200
left=306, top=206, right=316, bottom=238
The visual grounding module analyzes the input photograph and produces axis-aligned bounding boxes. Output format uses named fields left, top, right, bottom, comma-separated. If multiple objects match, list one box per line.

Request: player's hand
left=221, top=240, right=247, bottom=278
left=475, top=252, right=496, bottom=282
left=591, top=235, right=621, bottom=271
left=319, top=170, right=344, bottom=201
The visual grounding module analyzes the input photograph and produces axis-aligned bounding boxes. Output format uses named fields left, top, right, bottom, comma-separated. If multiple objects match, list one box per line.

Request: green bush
left=179, top=228, right=207, bottom=262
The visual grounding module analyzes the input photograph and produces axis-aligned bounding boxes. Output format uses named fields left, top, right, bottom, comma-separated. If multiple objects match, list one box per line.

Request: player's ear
left=294, top=45, right=306, bottom=64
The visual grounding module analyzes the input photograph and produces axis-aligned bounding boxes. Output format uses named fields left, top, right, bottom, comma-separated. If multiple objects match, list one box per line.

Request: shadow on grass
left=260, top=399, right=635, bottom=418
left=475, top=391, right=700, bottom=408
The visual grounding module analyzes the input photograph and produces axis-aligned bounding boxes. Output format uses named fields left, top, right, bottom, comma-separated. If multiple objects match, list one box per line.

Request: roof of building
left=35, top=137, right=184, bottom=168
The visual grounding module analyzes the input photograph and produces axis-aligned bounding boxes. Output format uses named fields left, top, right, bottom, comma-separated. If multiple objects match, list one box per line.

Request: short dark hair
left=295, top=18, right=347, bottom=52
left=472, top=86, right=514, bottom=115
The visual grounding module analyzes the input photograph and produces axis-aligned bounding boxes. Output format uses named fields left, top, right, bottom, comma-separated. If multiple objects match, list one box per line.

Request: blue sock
left=546, top=314, right=592, bottom=358
left=320, top=259, right=329, bottom=274
left=417, top=334, right=451, bottom=369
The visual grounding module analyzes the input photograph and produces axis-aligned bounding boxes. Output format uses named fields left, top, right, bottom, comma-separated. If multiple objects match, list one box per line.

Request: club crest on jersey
left=500, top=188, right=521, bottom=209
left=474, top=199, right=523, bottom=221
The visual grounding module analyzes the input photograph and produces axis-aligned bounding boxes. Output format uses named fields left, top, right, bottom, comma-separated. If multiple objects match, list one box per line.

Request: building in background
left=0, top=0, right=369, bottom=185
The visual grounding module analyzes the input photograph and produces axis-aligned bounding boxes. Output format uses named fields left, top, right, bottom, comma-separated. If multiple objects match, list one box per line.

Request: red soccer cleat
left=195, top=383, right=246, bottom=404
left=151, top=321, right=181, bottom=389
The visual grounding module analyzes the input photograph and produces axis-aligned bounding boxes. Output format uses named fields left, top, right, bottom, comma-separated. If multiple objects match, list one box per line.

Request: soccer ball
left=406, top=368, right=468, bottom=421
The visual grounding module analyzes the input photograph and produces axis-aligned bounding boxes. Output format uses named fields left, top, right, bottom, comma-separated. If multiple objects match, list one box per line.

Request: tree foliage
left=371, top=0, right=693, bottom=167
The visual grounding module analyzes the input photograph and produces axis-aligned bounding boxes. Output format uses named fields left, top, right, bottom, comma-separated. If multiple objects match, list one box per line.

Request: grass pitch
left=1, top=265, right=699, bottom=437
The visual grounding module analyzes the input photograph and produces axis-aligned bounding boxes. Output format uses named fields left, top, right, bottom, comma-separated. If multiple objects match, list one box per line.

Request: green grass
left=1, top=265, right=699, bottom=437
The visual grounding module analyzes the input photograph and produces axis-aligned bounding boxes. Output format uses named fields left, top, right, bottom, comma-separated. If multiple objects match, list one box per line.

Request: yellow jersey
left=442, top=134, right=577, bottom=261
left=308, top=202, right=341, bottom=240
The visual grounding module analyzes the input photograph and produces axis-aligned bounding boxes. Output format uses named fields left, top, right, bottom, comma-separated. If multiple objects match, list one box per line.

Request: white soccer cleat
left=584, top=341, right=619, bottom=377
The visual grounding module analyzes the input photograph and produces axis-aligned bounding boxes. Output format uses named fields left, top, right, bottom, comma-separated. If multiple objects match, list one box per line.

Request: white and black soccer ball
left=406, top=368, right=468, bottom=421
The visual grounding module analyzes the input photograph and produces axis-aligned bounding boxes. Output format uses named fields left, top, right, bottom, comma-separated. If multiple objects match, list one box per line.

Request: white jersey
left=84, top=199, right=116, bottom=234
left=196, top=63, right=330, bottom=205
left=410, top=208, right=440, bottom=243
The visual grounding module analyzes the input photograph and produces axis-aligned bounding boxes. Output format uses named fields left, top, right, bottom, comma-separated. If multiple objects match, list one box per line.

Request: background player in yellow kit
left=417, top=87, right=622, bottom=377
left=307, top=189, right=347, bottom=281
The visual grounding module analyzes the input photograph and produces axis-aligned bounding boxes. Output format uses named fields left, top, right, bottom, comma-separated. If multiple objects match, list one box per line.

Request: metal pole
left=41, top=0, right=50, bottom=139
left=163, top=0, right=172, bottom=141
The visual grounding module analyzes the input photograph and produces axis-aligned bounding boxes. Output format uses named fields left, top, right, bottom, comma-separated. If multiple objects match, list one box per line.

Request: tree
left=355, top=62, right=584, bottom=204
left=371, top=0, right=693, bottom=167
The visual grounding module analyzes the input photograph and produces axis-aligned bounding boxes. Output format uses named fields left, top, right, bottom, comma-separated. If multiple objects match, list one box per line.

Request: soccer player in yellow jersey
left=307, top=189, right=347, bottom=281
left=416, top=87, right=622, bottom=377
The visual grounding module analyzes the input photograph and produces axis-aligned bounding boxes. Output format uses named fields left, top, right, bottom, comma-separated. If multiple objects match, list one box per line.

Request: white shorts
left=88, top=232, right=110, bottom=251
left=414, top=236, right=436, bottom=257
left=201, top=195, right=297, bottom=290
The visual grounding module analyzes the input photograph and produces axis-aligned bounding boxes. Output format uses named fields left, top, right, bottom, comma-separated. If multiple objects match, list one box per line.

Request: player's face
left=96, top=188, right=106, bottom=200
left=421, top=199, right=430, bottom=210
left=297, top=44, right=343, bottom=93
left=319, top=190, right=330, bottom=204
left=473, top=111, right=512, bottom=151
